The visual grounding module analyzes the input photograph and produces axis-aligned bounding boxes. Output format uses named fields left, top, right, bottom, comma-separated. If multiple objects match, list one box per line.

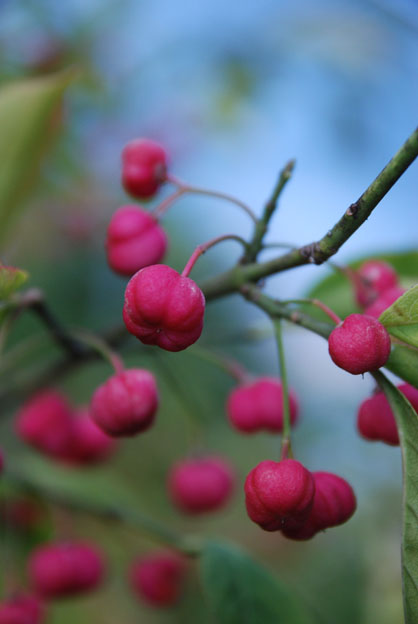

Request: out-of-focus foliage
left=0, top=71, right=73, bottom=244
left=0, top=0, right=416, bottom=622
left=200, top=540, right=313, bottom=624
left=0, top=266, right=28, bottom=300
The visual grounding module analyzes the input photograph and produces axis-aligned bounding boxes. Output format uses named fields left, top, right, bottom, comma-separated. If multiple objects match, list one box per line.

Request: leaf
left=199, top=540, right=312, bottom=624
left=374, top=371, right=418, bottom=624
left=306, top=252, right=418, bottom=321
left=0, top=71, right=74, bottom=243
left=12, top=454, right=146, bottom=511
left=385, top=345, right=418, bottom=390
left=379, top=285, right=418, bottom=348
left=0, top=265, right=29, bottom=300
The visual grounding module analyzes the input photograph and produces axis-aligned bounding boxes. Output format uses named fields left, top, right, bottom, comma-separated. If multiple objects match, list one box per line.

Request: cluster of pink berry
left=224, top=376, right=356, bottom=539
left=331, top=260, right=411, bottom=445
left=0, top=540, right=104, bottom=623
left=4, top=137, right=409, bottom=617
left=16, top=389, right=117, bottom=464
left=0, top=536, right=187, bottom=616
left=107, top=139, right=206, bottom=352
left=107, top=139, right=168, bottom=276
left=245, top=459, right=356, bottom=540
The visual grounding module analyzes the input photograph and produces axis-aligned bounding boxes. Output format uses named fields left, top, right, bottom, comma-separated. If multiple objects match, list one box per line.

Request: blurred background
left=0, top=0, right=418, bottom=622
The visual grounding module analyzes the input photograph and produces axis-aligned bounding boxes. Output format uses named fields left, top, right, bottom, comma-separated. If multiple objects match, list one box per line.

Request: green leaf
left=12, top=454, right=143, bottom=510
left=0, top=265, right=28, bottom=300
left=0, top=71, right=74, bottom=243
left=306, top=252, right=418, bottom=321
left=373, top=371, right=418, bottom=624
left=385, top=345, right=418, bottom=390
left=379, top=285, right=418, bottom=348
left=199, top=540, right=312, bottom=624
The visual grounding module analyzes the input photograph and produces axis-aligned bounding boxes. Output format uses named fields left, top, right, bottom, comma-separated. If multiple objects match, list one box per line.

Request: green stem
left=6, top=471, right=201, bottom=556
left=240, top=283, right=334, bottom=340
left=70, top=329, right=125, bottom=375
left=281, top=298, right=341, bottom=325
left=187, top=346, right=251, bottom=383
left=154, top=352, right=202, bottom=448
left=243, top=159, right=295, bottom=263
left=272, top=318, right=292, bottom=459
left=202, top=126, right=418, bottom=300
left=26, top=291, right=88, bottom=359
left=0, top=324, right=130, bottom=410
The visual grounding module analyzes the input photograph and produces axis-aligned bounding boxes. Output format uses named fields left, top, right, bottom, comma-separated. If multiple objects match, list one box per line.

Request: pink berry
left=309, top=472, right=356, bottom=529
left=357, top=382, right=418, bottom=446
left=226, top=377, right=299, bottom=434
left=65, top=407, right=117, bottom=464
left=28, top=541, right=104, bottom=599
left=168, top=456, right=235, bottom=514
left=357, top=392, right=399, bottom=445
left=282, top=472, right=356, bottom=540
left=244, top=459, right=315, bottom=532
left=130, top=551, right=185, bottom=607
left=328, top=313, right=391, bottom=375
left=123, top=264, right=205, bottom=352
left=398, top=382, right=418, bottom=412
left=364, top=286, right=406, bottom=319
left=0, top=593, right=45, bottom=624
left=16, top=390, right=75, bottom=459
left=121, top=138, right=167, bottom=199
left=355, top=260, right=398, bottom=307
left=106, top=205, right=167, bottom=276
left=90, top=369, right=158, bottom=437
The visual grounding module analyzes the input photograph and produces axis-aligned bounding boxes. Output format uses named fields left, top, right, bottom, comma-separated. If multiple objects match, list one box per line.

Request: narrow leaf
left=0, top=71, right=73, bottom=242
left=374, top=370, right=418, bottom=624
left=199, top=540, right=312, bottom=624
left=385, top=345, right=418, bottom=391
left=379, top=285, right=418, bottom=348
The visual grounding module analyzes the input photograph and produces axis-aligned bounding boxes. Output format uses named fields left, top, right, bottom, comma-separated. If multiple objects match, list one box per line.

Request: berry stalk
left=154, top=352, right=202, bottom=448
left=70, top=329, right=124, bottom=375
left=188, top=346, right=251, bottom=384
left=272, top=318, right=293, bottom=459
left=165, top=173, right=258, bottom=223
left=181, top=234, right=248, bottom=278
left=151, top=187, right=187, bottom=218
left=281, top=298, right=341, bottom=325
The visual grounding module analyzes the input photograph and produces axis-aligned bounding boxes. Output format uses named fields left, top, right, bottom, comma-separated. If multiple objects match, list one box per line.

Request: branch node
left=290, top=311, right=302, bottom=323
left=346, top=202, right=359, bottom=217
left=300, top=241, right=330, bottom=265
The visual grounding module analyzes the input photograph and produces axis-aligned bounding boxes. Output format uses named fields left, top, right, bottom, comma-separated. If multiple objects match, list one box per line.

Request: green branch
left=240, top=283, right=334, bottom=339
left=242, top=159, right=295, bottom=263
left=6, top=471, right=202, bottom=557
left=203, top=126, right=418, bottom=300
left=0, top=324, right=129, bottom=410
